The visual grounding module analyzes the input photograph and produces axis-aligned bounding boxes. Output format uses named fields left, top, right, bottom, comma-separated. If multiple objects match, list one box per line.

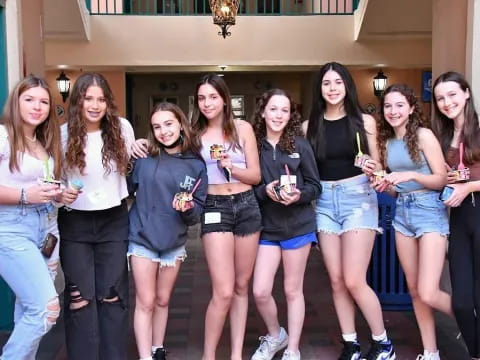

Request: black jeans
left=59, top=202, right=129, bottom=360
left=449, top=192, right=480, bottom=358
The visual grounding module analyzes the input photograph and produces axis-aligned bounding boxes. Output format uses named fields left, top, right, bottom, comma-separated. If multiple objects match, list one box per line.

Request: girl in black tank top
left=319, top=116, right=363, bottom=180
left=305, top=62, right=395, bottom=360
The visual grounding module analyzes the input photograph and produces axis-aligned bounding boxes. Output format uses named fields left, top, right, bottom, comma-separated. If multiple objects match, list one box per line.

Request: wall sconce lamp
left=373, top=70, right=388, bottom=97
left=209, top=0, right=239, bottom=38
left=218, top=65, right=228, bottom=76
left=56, top=71, right=71, bottom=103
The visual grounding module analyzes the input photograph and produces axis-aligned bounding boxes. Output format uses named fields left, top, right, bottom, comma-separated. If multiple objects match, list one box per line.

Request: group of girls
left=1, top=64, right=479, bottom=360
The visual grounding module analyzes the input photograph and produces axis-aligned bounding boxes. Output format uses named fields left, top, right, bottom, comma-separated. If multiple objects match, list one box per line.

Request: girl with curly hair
left=250, top=89, right=321, bottom=360
left=373, top=84, right=452, bottom=360
left=433, top=72, right=480, bottom=360
left=58, top=72, right=135, bottom=360
left=305, top=62, right=395, bottom=360
left=0, top=75, right=62, bottom=360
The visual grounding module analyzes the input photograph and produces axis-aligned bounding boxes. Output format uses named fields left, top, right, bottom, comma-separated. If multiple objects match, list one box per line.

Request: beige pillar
left=5, top=0, right=23, bottom=90
left=432, top=0, right=468, bottom=81
left=466, top=0, right=480, bottom=107
left=21, top=0, right=45, bottom=77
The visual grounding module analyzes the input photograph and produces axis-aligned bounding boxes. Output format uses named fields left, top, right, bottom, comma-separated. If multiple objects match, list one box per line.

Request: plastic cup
left=354, top=154, right=370, bottom=168
left=175, top=192, right=193, bottom=208
left=210, top=144, right=226, bottom=160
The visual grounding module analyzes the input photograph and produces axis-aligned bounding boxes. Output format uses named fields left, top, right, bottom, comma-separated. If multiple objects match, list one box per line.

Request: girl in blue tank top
left=373, top=84, right=453, bottom=360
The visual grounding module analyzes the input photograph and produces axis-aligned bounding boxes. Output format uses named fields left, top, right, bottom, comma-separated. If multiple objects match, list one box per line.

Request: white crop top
left=0, top=125, right=56, bottom=189
left=61, top=118, right=135, bottom=211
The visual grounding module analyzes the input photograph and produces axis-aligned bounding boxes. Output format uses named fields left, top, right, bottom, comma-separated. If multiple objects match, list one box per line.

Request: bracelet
left=19, top=188, right=28, bottom=205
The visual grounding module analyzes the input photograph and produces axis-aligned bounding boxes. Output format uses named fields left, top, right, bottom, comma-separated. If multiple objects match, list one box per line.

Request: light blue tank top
left=200, top=141, right=246, bottom=184
left=386, top=138, right=432, bottom=193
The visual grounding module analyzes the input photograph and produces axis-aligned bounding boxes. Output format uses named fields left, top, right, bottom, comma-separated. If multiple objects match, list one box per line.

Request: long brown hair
left=377, top=84, right=429, bottom=167
left=65, top=73, right=129, bottom=175
left=191, top=74, right=241, bottom=151
left=0, top=75, right=61, bottom=177
left=253, top=88, right=302, bottom=153
left=147, top=102, right=201, bottom=156
left=432, top=71, right=480, bottom=164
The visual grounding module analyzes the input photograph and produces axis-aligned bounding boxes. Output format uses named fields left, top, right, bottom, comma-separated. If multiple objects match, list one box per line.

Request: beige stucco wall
left=432, top=0, right=467, bottom=80
left=45, top=15, right=431, bottom=68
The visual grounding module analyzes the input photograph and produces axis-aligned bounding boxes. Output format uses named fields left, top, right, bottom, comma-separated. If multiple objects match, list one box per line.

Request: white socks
left=342, top=332, right=358, bottom=342
left=372, top=330, right=388, bottom=342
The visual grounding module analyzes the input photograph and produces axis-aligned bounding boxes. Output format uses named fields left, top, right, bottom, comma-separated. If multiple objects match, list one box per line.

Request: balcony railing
left=86, top=0, right=359, bottom=15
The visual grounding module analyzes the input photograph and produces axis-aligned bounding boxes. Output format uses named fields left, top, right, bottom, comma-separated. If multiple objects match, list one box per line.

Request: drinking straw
left=190, top=178, right=202, bottom=195
left=458, top=142, right=465, bottom=170
left=356, top=132, right=362, bottom=155
left=44, top=158, right=51, bottom=180
left=284, top=164, right=292, bottom=185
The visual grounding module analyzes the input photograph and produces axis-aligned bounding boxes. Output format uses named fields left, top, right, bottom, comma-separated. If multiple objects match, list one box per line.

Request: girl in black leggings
left=433, top=71, right=480, bottom=360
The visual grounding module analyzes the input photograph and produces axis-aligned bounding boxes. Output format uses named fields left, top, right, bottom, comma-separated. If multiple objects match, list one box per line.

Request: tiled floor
left=1, top=225, right=471, bottom=359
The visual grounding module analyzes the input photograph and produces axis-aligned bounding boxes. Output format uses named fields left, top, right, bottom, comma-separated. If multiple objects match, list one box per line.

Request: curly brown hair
left=377, top=84, right=430, bottom=167
left=65, top=73, right=129, bottom=175
left=252, top=88, right=303, bottom=153
left=1, top=75, right=61, bottom=178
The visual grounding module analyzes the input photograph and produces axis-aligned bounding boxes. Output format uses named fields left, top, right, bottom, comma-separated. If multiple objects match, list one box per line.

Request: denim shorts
left=316, top=174, right=380, bottom=234
left=127, top=242, right=186, bottom=268
left=394, top=190, right=449, bottom=238
left=201, top=189, right=262, bottom=236
left=259, top=232, right=317, bottom=250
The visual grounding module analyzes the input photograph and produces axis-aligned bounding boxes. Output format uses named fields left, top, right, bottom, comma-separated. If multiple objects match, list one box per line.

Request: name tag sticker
left=205, top=212, right=221, bottom=224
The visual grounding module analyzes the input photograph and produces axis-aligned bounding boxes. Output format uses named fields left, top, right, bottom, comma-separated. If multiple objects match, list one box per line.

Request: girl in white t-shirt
left=58, top=72, right=134, bottom=360
left=0, top=76, right=62, bottom=360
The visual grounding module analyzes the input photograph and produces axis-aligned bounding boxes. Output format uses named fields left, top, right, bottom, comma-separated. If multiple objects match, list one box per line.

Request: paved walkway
left=0, top=225, right=470, bottom=359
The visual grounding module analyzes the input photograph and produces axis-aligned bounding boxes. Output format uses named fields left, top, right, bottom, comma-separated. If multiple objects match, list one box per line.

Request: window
left=156, top=0, right=179, bottom=14
left=257, top=0, right=280, bottom=14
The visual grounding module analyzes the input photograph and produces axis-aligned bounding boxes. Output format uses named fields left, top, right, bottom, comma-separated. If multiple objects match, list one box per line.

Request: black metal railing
left=85, top=0, right=359, bottom=15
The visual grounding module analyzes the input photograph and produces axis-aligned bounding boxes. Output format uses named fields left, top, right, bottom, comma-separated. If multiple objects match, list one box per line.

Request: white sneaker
left=251, top=327, right=289, bottom=360
left=416, top=350, right=440, bottom=360
left=281, top=349, right=301, bottom=360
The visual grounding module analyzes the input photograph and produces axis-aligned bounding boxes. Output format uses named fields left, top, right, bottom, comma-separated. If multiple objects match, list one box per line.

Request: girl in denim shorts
left=433, top=72, right=480, bottom=360
left=373, top=84, right=452, bottom=360
left=131, top=75, right=261, bottom=359
left=0, top=76, right=62, bottom=360
left=191, top=74, right=262, bottom=360
left=250, top=89, right=321, bottom=360
left=305, top=62, right=395, bottom=360
left=127, top=102, right=207, bottom=360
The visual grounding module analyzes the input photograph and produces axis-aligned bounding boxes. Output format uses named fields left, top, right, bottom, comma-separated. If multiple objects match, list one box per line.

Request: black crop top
left=316, top=116, right=363, bottom=181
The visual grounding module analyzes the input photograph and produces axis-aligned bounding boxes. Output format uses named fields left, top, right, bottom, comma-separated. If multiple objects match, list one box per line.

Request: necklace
left=25, top=134, right=37, bottom=142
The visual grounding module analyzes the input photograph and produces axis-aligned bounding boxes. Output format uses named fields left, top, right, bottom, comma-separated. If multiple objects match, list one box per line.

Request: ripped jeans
left=0, top=203, right=60, bottom=360
left=316, top=174, right=381, bottom=234
left=59, top=203, right=129, bottom=360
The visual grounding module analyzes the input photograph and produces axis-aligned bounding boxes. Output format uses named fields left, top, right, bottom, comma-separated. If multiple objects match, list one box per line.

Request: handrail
left=87, top=0, right=359, bottom=15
